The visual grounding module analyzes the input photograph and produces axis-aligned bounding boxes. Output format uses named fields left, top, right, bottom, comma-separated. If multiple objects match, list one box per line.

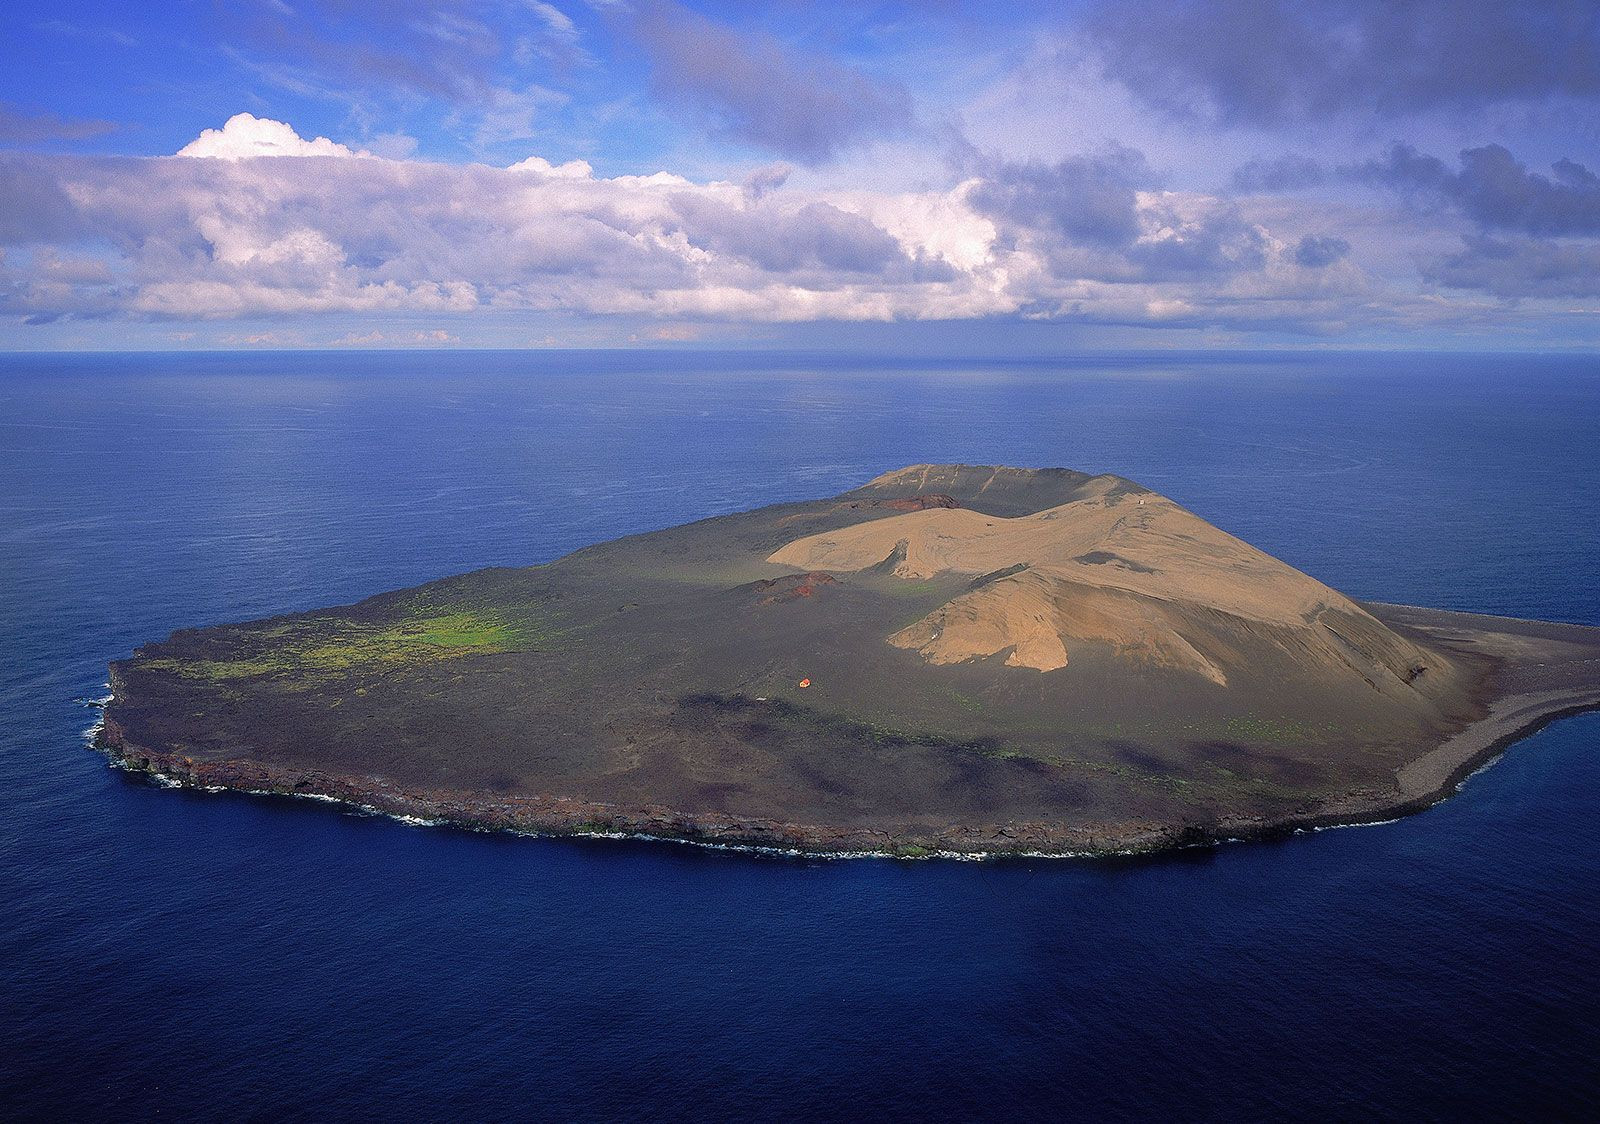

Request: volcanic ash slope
left=770, top=473, right=1454, bottom=698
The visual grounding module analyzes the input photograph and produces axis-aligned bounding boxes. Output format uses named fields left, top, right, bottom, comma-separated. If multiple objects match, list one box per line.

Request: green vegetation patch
left=143, top=607, right=553, bottom=684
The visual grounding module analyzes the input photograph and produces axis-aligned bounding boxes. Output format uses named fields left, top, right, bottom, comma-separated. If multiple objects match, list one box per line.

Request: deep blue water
left=2, top=349, right=1598, bottom=1120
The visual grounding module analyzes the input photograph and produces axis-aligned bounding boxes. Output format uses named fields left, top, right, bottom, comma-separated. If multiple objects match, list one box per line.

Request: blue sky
left=3, top=1, right=1599, bottom=350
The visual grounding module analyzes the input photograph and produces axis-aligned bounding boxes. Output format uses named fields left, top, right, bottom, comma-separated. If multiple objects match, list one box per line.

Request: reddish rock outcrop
left=752, top=571, right=837, bottom=605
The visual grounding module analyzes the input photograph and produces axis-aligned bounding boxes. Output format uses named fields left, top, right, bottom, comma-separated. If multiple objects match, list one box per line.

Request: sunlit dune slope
left=770, top=478, right=1451, bottom=694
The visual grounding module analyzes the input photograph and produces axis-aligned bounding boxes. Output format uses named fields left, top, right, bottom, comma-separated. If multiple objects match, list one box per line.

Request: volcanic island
left=98, top=465, right=1600, bottom=857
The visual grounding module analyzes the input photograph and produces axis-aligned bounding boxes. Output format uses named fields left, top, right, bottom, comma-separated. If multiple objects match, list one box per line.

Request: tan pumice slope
left=771, top=469, right=1451, bottom=697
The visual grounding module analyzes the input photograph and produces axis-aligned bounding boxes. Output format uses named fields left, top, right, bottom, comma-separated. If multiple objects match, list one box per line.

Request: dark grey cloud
left=1087, top=0, right=1600, bottom=124
left=669, top=195, right=915, bottom=275
left=0, top=102, right=117, bottom=145
left=1424, top=234, right=1600, bottom=298
left=627, top=0, right=914, bottom=163
left=970, top=149, right=1271, bottom=282
left=1294, top=235, right=1350, bottom=268
left=1231, top=155, right=1328, bottom=194
left=1319, top=143, right=1600, bottom=298
left=969, top=148, right=1149, bottom=249
left=1364, top=144, right=1600, bottom=236
left=1235, top=142, right=1600, bottom=236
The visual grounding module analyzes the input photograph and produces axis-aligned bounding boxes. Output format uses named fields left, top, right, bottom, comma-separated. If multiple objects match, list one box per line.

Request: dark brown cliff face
left=875, top=494, right=959, bottom=511
left=96, top=465, right=1600, bottom=857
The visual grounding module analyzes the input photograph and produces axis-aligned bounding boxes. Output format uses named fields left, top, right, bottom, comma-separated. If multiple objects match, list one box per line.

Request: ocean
left=2, top=349, right=1597, bottom=1119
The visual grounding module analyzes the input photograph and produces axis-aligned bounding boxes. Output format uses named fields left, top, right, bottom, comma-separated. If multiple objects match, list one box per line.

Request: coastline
left=91, top=683, right=1600, bottom=861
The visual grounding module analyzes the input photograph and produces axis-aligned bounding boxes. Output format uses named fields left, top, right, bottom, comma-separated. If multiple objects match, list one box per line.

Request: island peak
left=98, top=465, right=1600, bottom=857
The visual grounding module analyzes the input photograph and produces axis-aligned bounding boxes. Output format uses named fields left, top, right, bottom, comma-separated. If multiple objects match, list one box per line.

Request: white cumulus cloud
left=176, top=113, right=366, bottom=160
left=0, top=113, right=1436, bottom=335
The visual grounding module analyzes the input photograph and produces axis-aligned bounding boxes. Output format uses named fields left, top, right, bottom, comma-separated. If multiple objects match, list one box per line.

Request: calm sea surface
left=2, top=350, right=1598, bottom=1120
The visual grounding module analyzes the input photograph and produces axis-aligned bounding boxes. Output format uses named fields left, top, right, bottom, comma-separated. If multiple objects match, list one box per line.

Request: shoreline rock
left=94, top=685, right=1600, bottom=860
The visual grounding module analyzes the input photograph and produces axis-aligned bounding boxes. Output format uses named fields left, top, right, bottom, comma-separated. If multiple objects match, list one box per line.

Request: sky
left=2, top=0, right=1599, bottom=351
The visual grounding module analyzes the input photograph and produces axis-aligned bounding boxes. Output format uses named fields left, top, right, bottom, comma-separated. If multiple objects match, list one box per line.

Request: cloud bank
left=1, top=114, right=1392, bottom=334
